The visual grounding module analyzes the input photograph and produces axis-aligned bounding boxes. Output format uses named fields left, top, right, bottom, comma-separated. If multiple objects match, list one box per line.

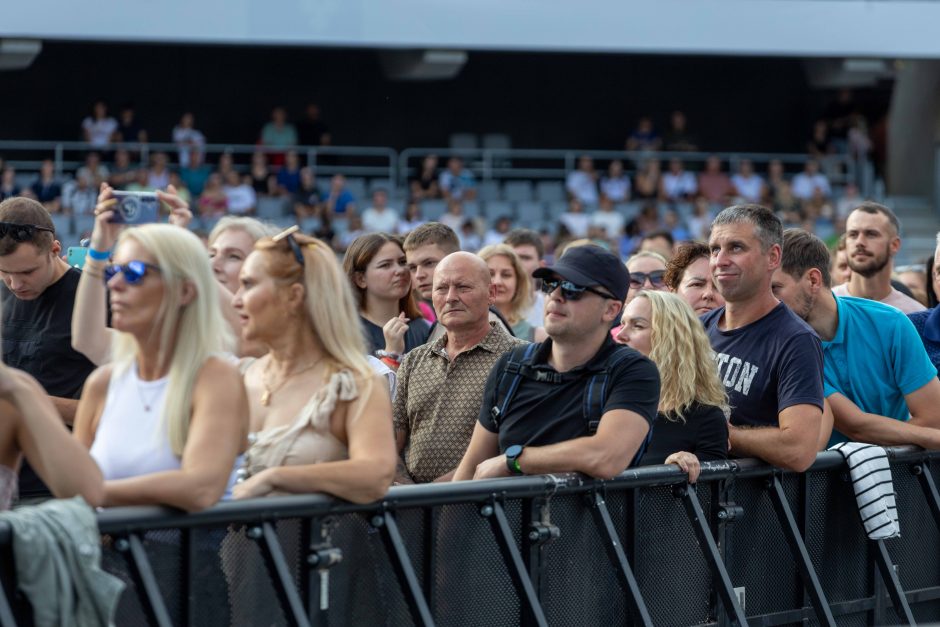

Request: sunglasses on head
left=540, top=277, right=616, bottom=301
left=0, top=222, right=55, bottom=242
left=629, top=270, right=666, bottom=289
left=103, top=260, right=161, bottom=285
left=272, top=225, right=306, bottom=267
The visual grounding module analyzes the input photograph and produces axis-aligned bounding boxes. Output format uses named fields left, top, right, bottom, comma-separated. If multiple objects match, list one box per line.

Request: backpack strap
left=490, top=343, right=538, bottom=429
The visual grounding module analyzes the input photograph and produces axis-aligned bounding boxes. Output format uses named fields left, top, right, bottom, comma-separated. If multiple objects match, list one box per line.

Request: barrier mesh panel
left=636, top=484, right=713, bottom=626
left=540, top=493, right=627, bottom=626
left=431, top=501, right=522, bottom=627
left=101, top=529, right=183, bottom=627
left=724, top=477, right=801, bottom=618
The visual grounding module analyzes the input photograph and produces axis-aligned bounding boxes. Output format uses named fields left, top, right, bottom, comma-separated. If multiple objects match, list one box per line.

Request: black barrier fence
left=3, top=447, right=940, bottom=626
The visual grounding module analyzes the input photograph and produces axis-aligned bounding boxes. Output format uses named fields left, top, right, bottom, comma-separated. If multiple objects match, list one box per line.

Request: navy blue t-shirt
left=702, top=303, right=824, bottom=428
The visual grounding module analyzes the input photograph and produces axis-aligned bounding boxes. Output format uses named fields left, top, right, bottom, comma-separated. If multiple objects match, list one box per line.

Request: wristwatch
left=505, top=445, right=525, bottom=475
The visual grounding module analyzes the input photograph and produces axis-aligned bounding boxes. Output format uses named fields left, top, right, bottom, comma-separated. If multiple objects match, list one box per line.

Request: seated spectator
left=764, top=158, right=787, bottom=205
left=114, top=104, right=147, bottom=145
left=334, top=214, right=365, bottom=253
left=293, top=167, right=321, bottom=219
left=625, top=251, right=668, bottom=305
left=147, top=152, right=171, bottom=190
left=836, top=182, right=861, bottom=220
left=687, top=197, right=713, bottom=242
left=483, top=216, right=513, bottom=247
left=663, top=110, right=698, bottom=152
left=440, top=199, right=465, bottom=233
left=625, top=116, right=662, bottom=153
left=791, top=160, right=831, bottom=201
left=409, top=155, right=441, bottom=201
left=600, top=159, right=631, bottom=202
left=833, top=202, right=925, bottom=313
left=633, top=159, right=662, bottom=200
left=248, top=151, right=275, bottom=196
left=705, top=204, right=824, bottom=471
left=108, top=149, right=136, bottom=189
left=664, top=241, right=725, bottom=315
left=591, top=197, right=626, bottom=240
left=663, top=209, right=691, bottom=243
left=639, top=231, right=674, bottom=262
left=393, top=252, right=526, bottom=483
left=362, top=189, right=399, bottom=233
left=167, top=172, right=191, bottom=206
left=454, top=245, right=659, bottom=480
left=807, top=120, right=832, bottom=159
left=774, top=181, right=804, bottom=225
left=831, top=233, right=851, bottom=286
left=616, top=291, right=729, bottom=479
left=661, top=158, right=697, bottom=202
left=180, top=150, right=212, bottom=197
left=74, top=224, right=248, bottom=511
left=259, top=106, right=298, bottom=155
left=565, top=155, right=600, bottom=205
left=197, top=173, right=228, bottom=218
left=77, top=152, right=110, bottom=188
left=0, top=355, right=105, bottom=509
left=223, top=171, right=257, bottom=216
left=459, top=219, right=481, bottom=252
left=774, top=228, right=940, bottom=447
left=124, top=168, right=152, bottom=193
left=344, top=233, right=431, bottom=361
left=559, top=198, right=590, bottom=238
left=297, top=102, right=332, bottom=146
left=216, top=152, right=236, bottom=181
left=231, top=229, right=395, bottom=502
left=81, top=100, right=118, bottom=149
left=62, top=172, right=98, bottom=215
left=324, top=174, right=357, bottom=216
left=439, top=156, right=477, bottom=201
left=30, top=160, right=62, bottom=213
left=275, top=150, right=302, bottom=196
left=909, top=234, right=940, bottom=371
left=172, top=112, right=206, bottom=169
left=697, top=156, right=734, bottom=205
left=479, top=244, right=536, bottom=341
left=398, top=201, right=425, bottom=235
left=0, top=168, right=19, bottom=201
left=730, top=159, right=765, bottom=204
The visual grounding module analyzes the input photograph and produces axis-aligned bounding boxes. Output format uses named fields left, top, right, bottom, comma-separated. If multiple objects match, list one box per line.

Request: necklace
left=135, top=371, right=164, bottom=412
left=260, top=356, right=325, bottom=406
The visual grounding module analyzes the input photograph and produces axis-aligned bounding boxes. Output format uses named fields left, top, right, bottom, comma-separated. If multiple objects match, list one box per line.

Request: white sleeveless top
left=90, top=362, right=240, bottom=499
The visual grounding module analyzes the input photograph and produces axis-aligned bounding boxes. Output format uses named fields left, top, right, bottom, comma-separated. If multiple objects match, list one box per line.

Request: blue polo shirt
left=825, top=295, right=937, bottom=445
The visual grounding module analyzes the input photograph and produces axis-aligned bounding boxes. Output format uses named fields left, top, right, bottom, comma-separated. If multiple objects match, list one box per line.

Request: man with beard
left=833, top=202, right=925, bottom=313
left=774, top=228, right=940, bottom=447
left=703, top=205, right=825, bottom=471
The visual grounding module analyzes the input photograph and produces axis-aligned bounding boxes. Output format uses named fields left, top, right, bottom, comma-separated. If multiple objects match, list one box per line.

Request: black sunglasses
left=0, top=222, right=55, bottom=242
left=103, top=260, right=161, bottom=285
left=629, top=270, right=666, bottom=289
left=540, top=278, right=616, bottom=301
left=273, top=225, right=305, bottom=267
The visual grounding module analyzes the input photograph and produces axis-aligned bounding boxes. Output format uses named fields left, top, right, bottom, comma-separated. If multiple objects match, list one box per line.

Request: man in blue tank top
left=703, top=204, right=826, bottom=471
left=773, top=228, right=940, bottom=448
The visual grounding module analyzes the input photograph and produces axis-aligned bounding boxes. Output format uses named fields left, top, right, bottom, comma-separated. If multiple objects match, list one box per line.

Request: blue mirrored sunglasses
left=103, top=260, right=161, bottom=285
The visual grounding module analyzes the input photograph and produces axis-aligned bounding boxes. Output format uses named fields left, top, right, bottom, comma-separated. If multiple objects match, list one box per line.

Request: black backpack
left=489, top=343, right=653, bottom=466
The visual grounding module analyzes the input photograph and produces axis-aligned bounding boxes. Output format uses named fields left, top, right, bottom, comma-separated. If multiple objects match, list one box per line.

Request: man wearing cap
left=453, top=244, right=660, bottom=480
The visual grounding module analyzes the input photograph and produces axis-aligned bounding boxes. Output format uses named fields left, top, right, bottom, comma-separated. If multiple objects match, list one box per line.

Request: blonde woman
left=616, top=290, right=729, bottom=482
left=478, top=244, right=535, bottom=341
left=74, top=224, right=248, bottom=511
left=232, top=227, right=395, bottom=503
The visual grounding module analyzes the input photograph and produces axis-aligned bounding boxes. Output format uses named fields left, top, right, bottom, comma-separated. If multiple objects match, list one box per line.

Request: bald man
left=392, top=252, right=527, bottom=483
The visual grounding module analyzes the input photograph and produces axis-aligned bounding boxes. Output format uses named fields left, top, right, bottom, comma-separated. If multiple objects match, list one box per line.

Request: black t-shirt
left=298, top=120, right=330, bottom=146
left=640, top=403, right=729, bottom=466
left=702, top=303, right=824, bottom=428
left=478, top=337, right=660, bottom=454
left=2, top=268, right=97, bottom=499
left=360, top=315, right=431, bottom=356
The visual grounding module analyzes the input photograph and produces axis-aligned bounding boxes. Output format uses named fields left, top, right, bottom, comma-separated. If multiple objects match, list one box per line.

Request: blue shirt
left=908, top=307, right=940, bottom=374
left=825, top=295, right=937, bottom=445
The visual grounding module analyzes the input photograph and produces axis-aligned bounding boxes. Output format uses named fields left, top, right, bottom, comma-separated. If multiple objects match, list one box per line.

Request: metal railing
left=2, top=447, right=939, bottom=626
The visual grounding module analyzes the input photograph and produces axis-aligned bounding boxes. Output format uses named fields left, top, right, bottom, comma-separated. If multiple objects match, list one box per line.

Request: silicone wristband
left=87, top=248, right=111, bottom=261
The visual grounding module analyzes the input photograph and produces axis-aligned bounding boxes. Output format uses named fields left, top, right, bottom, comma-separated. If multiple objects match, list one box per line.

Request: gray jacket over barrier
left=0, top=496, right=124, bottom=627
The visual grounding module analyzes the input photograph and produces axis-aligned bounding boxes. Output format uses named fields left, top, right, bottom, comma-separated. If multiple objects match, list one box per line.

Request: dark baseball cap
left=533, top=244, right=628, bottom=302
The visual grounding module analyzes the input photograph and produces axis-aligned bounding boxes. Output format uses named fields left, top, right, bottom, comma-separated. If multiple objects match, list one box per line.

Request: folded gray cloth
left=830, top=442, right=900, bottom=540
left=0, top=496, right=125, bottom=627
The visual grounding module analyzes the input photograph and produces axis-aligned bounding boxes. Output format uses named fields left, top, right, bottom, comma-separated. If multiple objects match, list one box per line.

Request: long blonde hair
left=477, top=244, right=533, bottom=325
left=255, top=232, right=373, bottom=380
left=111, top=224, right=234, bottom=456
left=635, top=290, right=728, bottom=421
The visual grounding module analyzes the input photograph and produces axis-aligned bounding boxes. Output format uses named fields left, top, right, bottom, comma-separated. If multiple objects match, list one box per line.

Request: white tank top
left=90, top=362, right=241, bottom=499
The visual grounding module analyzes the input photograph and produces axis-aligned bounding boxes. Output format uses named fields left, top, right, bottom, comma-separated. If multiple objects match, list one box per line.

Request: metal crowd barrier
left=2, top=447, right=939, bottom=626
